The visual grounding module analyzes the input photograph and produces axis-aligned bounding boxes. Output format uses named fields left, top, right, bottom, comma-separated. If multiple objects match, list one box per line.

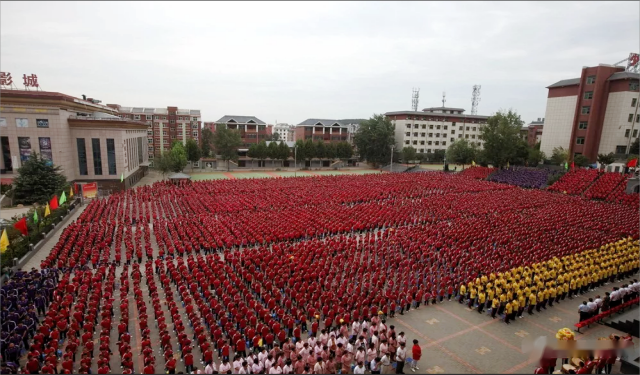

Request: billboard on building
left=82, top=182, right=98, bottom=199
left=39, top=137, right=53, bottom=166
left=17, top=137, right=31, bottom=162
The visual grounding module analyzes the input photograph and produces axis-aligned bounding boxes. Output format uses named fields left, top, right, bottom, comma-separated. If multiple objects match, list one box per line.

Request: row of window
left=405, top=116, right=485, bottom=123
left=624, top=129, right=639, bottom=138
left=627, top=114, right=640, bottom=123
left=405, top=140, right=449, bottom=146
left=77, top=138, right=117, bottom=176
left=123, top=114, right=199, bottom=121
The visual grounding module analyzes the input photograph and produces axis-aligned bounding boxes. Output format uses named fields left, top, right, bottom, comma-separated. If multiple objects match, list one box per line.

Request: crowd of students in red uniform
left=1, top=171, right=638, bottom=374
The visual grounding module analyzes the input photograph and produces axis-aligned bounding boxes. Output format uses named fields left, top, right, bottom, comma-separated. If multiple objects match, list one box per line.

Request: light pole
left=390, top=144, right=394, bottom=172
left=294, top=145, right=298, bottom=177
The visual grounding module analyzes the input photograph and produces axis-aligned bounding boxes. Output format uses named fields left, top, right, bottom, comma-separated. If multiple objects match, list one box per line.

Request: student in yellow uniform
left=536, top=289, right=545, bottom=312
left=569, top=277, right=577, bottom=299
left=548, top=286, right=557, bottom=307
left=504, top=301, right=513, bottom=324
left=468, top=287, right=477, bottom=309
left=528, top=290, right=537, bottom=315
left=498, top=292, right=507, bottom=316
left=490, top=297, right=499, bottom=319
left=458, top=283, right=467, bottom=304
left=477, top=291, right=486, bottom=314
left=517, top=293, right=526, bottom=318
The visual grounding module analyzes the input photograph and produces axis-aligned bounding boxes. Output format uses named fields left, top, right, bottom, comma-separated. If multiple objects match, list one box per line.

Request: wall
left=540, top=95, right=578, bottom=157
left=598, top=91, right=640, bottom=154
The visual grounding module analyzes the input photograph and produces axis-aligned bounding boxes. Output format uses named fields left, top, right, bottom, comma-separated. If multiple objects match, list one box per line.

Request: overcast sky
left=1, top=1, right=638, bottom=125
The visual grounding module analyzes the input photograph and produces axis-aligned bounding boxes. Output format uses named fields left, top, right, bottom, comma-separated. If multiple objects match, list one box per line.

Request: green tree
left=185, top=138, right=202, bottom=172
left=336, top=142, right=353, bottom=161
left=480, top=109, right=525, bottom=168
left=303, top=139, right=316, bottom=162
left=401, top=146, right=418, bottom=164
left=247, top=143, right=258, bottom=165
left=13, top=153, right=67, bottom=205
left=432, top=149, right=446, bottom=163
left=353, top=114, right=395, bottom=167
left=325, top=143, right=337, bottom=160
left=200, top=128, right=215, bottom=157
left=267, top=141, right=279, bottom=161
left=213, top=127, right=242, bottom=171
left=315, top=141, right=326, bottom=159
left=527, top=148, right=546, bottom=166
left=294, top=140, right=307, bottom=163
left=269, top=132, right=281, bottom=142
left=255, top=141, right=269, bottom=166
left=597, top=152, right=616, bottom=169
left=551, top=146, right=569, bottom=165
left=574, top=154, right=590, bottom=167
left=169, top=141, right=188, bottom=172
left=630, top=138, right=639, bottom=155
left=513, top=139, right=530, bottom=166
left=155, top=153, right=173, bottom=179
left=277, top=141, right=291, bottom=167
left=446, top=139, right=477, bottom=166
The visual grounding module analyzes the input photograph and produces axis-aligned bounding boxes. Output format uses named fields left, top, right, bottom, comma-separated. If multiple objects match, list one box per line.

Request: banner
left=39, top=137, right=53, bottom=166
left=17, top=137, right=32, bottom=162
left=82, top=182, right=98, bottom=199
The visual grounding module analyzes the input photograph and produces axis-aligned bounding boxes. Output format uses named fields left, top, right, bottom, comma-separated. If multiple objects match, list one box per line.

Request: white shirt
left=346, top=342, right=354, bottom=354
left=594, top=298, right=603, bottom=307
left=337, top=336, right=347, bottom=347
left=265, top=358, right=274, bottom=372
left=313, top=362, right=325, bottom=374
left=219, top=362, right=231, bottom=373
left=397, top=335, right=407, bottom=346
left=396, top=347, right=407, bottom=361
left=381, top=355, right=391, bottom=367
left=578, top=304, right=590, bottom=312
left=233, top=359, right=243, bottom=373
left=351, top=321, right=361, bottom=336
left=252, top=363, right=262, bottom=374
left=238, top=366, right=251, bottom=374
left=370, top=358, right=380, bottom=372
left=587, top=302, right=597, bottom=312
left=258, top=351, right=268, bottom=364
left=319, top=333, right=328, bottom=345
left=269, top=365, right=283, bottom=374
left=354, top=365, right=366, bottom=374
left=307, top=336, right=317, bottom=348
left=205, top=364, right=215, bottom=374
left=282, top=364, right=293, bottom=374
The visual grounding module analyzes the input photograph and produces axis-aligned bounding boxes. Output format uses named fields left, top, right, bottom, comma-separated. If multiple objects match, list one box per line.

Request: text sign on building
left=23, top=74, right=39, bottom=88
left=0, top=72, right=40, bottom=89
left=0, top=72, right=13, bottom=86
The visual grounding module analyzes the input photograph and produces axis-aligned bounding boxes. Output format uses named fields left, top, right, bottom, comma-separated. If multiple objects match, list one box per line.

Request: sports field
left=190, top=169, right=383, bottom=180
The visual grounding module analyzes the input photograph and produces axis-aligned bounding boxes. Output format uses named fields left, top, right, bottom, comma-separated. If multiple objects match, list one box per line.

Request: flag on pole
left=14, top=217, right=28, bottom=236
left=49, top=195, right=59, bottom=210
left=120, top=173, right=124, bottom=183
left=507, top=161, right=510, bottom=168
left=69, top=186, right=74, bottom=198
left=571, top=162, right=575, bottom=171
left=44, top=203, right=51, bottom=217
left=564, top=162, right=568, bottom=170
left=472, top=160, right=476, bottom=167
left=59, top=191, right=67, bottom=205
left=627, top=158, right=638, bottom=168
left=33, top=210, right=38, bottom=224
left=0, top=229, right=9, bottom=253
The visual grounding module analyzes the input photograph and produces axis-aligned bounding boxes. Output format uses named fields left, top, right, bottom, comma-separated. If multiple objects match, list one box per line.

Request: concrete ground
left=0, top=206, right=33, bottom=221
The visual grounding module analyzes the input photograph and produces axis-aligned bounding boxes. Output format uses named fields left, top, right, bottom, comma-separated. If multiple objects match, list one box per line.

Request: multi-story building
left=106, top=104, right=201, bottom=161
left=294, top=119, right=350, bottom=143
left=385, top=106, right=489, bottom=154
left=203, top=116, right=272, bottom=148
left=273, top=123, right=295, bottom=142
left=1, top=89, right=149, bottom=191
left=540, top=64, right=640, bottom=162
left=521, top=118, right=544, bottom=147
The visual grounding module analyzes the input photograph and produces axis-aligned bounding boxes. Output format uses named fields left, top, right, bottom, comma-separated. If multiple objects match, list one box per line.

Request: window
left=420, top=133, right=426, bottom=137
left=472, top=135, right=476, bottom=139
left=436, top=125, right=441, bottom=130
left=637, top=114, right=640, bottom=123
left=77, top=138, right=88, bottom=175
left=163, top=116, right=167, bottom=120
left=428, top=133, right=433, bottom=137
left=420, top=141, right=425, bottom=145
left=466, top=127, right=469, bottom=131
left=442, top=141, right=446, bottom=146
left=404, top=140, right=410, bottom=145
left=583, top=91, right=593, bottom=100
left=405, top=132, right=410, bottom=136
left=148, top=146, right=154, bottom=151
left=631, top=82, right=639, bottom=91
left=148, top=138, right=153, bottom=144
left=171, top=111, right=176, bottom=115
left=407, top=116, right=413, bottom=120
left=15, top=118, right=28, bottom=127
left=148, top=130, right=153, bottom=135
left=414, top=124, right=419, bottom=129
left=170, top=120, right=175, bottom=124
left=154, top=115, right=159, bottom=120
left=192, top=131, right=198, bottom=137
left=419, top=149, right=424, bottom=153
left=406, top=124, right=411, bottom=129
left=413, top=132, right=418, bottom=137
left=427, top=149, right=431, bottom=153
left=421, top=124, right=426, bottom=129
left=450, top=138, right=454, bottom=142
left=576, top=137, right=585, bottom=145
left=163, top=131, right=168, bottom=135
left=616, top=145, right=627, bottom=154
left=458, top=134, right=462, bottom=138
left=91, top=139, right=102, bottom=175
left=578, top=122, right=588, bottom=130
left=633, top=98, right=638, bottom=107
left=465, top=134, right=469, bottom=139
left=36, top=119, right=49, bottom=128
left=134, top=115, right=141, bottom=120
left=435, top=141, right=439, bottom=146
left=634, top=129, right=638, bottom=137
left=428, top=141, right=432, bottom=145
left=581, top=106, right=590, bottom=114
left=586, top=75, right=596, bottom=84
left=436, top=133, right=440, bottom=138
left=444, top=125, right=448, bottom=130
left=629, top=114, right=634, bottom=122
left=192, top=117, right=198, bottom=121
left=412, top=140, right=417, bottom=145
left=178, top=117, right=183, bottom=121
left=171, top=135, right=176, bottom=139
left=625, top=129, right=631, bottom=137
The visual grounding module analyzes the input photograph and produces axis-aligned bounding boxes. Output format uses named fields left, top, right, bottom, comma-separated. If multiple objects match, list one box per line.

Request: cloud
left=1, top=1, right=638, bottom=124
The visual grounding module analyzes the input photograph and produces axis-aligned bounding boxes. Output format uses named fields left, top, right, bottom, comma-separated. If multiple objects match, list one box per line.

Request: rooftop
left=384, top=110, right=489, bottom=119
left=297, top=119, right=348, bottom=127
left=216, top=115, right=266, bottom=125
left=422, top=106, right=466, bottom=112
left=115, top=106, right=201, bottom=116
left=547, top=71, right=639, bottom=88
left=1, top=89, right=117, bottom=113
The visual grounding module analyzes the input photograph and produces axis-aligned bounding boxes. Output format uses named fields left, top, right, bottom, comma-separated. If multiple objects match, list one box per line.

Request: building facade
left=521, top=118, right=544, bottom=147
left=540, top=65, right=640, bottom=162
left=273, top=123, right=295, bottom=142
left=385, top=106, right=489, bottom=154
left=294, top=119, right=350, bottom=143
left=106, top=104, right=201, bottom=162
left=1, top=90, right=149, bottom=191
left=204, top=116, right=273, bottom=148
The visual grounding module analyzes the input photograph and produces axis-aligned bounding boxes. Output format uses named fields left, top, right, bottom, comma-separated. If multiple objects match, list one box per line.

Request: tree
left=303, top=139, right=316, bottom=162
left=155, top=153, right=173, bottom=179
left=597, top=153, right=616, bottom=169
left=212, top=127, right=242, bottom=171
left=267, top=141, right=279, bottom=161
left=247, top=143, right=258, bottom=165
left=574, top=154, right=590, bottom=168
left=185, top=139, right=202, bottom=172
left=433, top=149, right=446, bottom=163
left=255, top=141, right=269, bottom=167
left=13, top=153, right=67, bottom=205
left=336, top=142, right=353, bottom=161
left=527, top=148, right=546, bottom=166
left=513, top=139, right=530, bottom=166
left=169, top=141, right=188, bottom=172
left=551, top=147, right=569, bottom=166
left=630, top=138, right=639, bottom=156
left=401, top=146, right=418, bottom=164
left=294, top=140, right=307, bottom=163
left=315, top=141, right=326, bottom=159
left=353, top=114, right=395, bottom=167
left=277, top=141, right=290, bottom=167
left=200, top=128, right=215, bottom=157
left=325, top=143, right=337, bottom=160
left=446, top=139, right=477, bottom=166
left=480, top=109, right=525, bottom=168
left=268, top=132, right=281, bottom=142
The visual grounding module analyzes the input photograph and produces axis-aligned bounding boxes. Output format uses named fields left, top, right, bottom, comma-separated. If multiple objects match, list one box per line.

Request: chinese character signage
left=82, top=182, right=98, bottom=199
left=23, top=74, right=39, bottom=88
left=39, top=137, right=53, bottom=166
left=0, top=72, right=41, bottom=90
left=0, top=72, right=13, bottom=86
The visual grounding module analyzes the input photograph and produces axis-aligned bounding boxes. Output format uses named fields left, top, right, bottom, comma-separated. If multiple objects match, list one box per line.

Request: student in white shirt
left=264, top=354, right=275, bottom=373
left=283, top=359, right=293, bottom=374
left=370, top=357, right=382, bottom=374
left=396, top=342, right=407, bottom=374
left=351, top=321, right=362, bottom=339
left=353, top=361, right=366, bottom=374
left=204, top=362, right=216, bottom=374
left=380, top=353, right=391, bottom=374
left=233, top=357, right=243, bottom=373
left=251, top=358, right=263, bottom=374
left=238, top=361, right=251, bottom=374
left=269, top=364, right=283, bottom=374
left=219, top=359, right=232, bottom=374
left=313, top=358, right=326, bottom=374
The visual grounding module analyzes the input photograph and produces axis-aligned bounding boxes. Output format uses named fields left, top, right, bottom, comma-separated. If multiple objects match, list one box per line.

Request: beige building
left=0, top=90, right=149, bottom=191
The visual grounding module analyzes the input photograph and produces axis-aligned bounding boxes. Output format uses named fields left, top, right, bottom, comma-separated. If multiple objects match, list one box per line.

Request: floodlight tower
left=471, top=85, right=481, bottom=115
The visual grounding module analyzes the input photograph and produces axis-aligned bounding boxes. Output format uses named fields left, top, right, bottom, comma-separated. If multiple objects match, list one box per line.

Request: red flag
left=571, top=162, right=575, bottom=171
left=14, top=217, right=28, bottom=236
left=627, top=158, right=638, bottom=168
left=49, top=195, right=59, bottom=210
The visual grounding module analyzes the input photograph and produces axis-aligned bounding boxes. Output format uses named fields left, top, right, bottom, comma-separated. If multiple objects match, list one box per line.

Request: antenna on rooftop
left=471, top=85, right=481, bottom=115
left=442, top=92, right=446, bottom=108
left=411, top=88, right=420, bottom=112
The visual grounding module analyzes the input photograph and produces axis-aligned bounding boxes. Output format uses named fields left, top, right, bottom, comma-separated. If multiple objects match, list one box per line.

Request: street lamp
left=294, top=145, right=298, bottom=177
left=390, top=144, right=395, bottom=172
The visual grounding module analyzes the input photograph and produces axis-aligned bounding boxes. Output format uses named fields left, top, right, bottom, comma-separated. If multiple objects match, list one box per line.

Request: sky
left=1, top=1, right=638, bottom=125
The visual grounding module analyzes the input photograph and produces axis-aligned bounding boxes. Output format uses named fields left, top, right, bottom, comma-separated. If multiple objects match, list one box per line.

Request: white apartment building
left=385, top=106, right=489, bottom=154
left=273, top=123, right=295, bottom=141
